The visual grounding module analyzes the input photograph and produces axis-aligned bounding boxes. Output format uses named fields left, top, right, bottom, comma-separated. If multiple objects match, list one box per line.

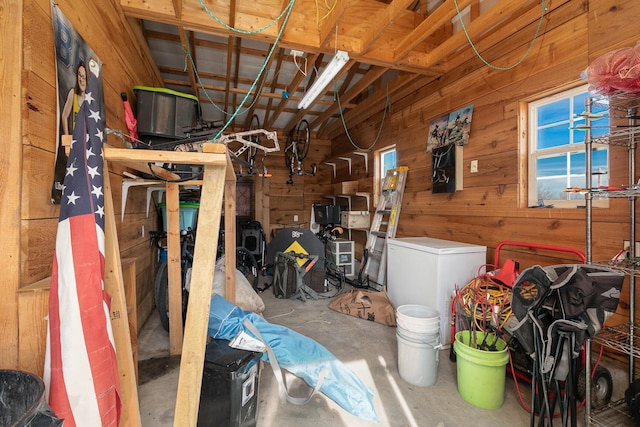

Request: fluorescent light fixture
left=297, top=50, right=349, bottom=109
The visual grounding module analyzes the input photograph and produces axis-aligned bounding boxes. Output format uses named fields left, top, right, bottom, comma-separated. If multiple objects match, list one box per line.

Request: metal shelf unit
left=584, top=91, right=640, bottom=425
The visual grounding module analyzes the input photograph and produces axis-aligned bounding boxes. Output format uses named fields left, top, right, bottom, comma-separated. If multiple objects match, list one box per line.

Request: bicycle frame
left=173, top=129, right=280, bottom=177
left=284, top=121, right=315, bottom=185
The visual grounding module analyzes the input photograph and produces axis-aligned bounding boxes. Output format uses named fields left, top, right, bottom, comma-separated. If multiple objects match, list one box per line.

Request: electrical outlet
left=290, top=49, right=305, bottom=57
left=294, top=215, right=299, bottom=222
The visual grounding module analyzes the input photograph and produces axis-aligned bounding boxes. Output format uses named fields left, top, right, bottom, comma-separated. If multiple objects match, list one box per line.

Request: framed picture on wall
left=426, top=114, right=449, bottom=153
left=445, top=104, right=474, bottom=147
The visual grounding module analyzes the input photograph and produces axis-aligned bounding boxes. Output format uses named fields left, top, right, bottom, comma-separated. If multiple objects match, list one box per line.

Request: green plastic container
left=454, top=331, right=509, bottom=409
left=159, top=202, right=200, bottom=232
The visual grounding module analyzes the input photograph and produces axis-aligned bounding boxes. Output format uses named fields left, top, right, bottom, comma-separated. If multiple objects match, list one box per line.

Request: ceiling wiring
left=292, top=51, right=308, bottom=76
left=453, top=0, right=547, bottom=71
left=315, top=0, right=338, bottom=26
left=198, top=0, right=292, bottom=35
left=182, top=46, right=270, bottom=119
left=336, top=83, right=391, bottom=151
left=185, top=0, right=295, bottom=142
left=202, top=0, right=296, bottom=141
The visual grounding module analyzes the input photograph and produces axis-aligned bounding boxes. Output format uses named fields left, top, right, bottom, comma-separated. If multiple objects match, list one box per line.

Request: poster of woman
left=50, top=2, right=103, bottom=204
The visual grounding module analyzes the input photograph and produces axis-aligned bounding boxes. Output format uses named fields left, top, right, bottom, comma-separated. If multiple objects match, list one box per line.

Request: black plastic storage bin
left=197, top=339, right=261, bottom=427
left=0, top=370, right=63, bottom=427
left=313, top=204, right=343, bottom=225
left=133, top=86, right=200, bottom=141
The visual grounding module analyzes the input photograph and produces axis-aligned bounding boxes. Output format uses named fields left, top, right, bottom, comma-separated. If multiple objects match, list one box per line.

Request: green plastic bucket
left=455, top=331, right=509, bottom=409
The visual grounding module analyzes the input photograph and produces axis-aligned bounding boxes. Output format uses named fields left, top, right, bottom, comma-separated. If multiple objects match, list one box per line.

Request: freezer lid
left=387, top=237, right=486, bottom=255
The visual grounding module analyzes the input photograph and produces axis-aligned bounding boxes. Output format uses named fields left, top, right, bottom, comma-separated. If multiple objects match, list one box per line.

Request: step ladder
left=359, top=166, right=408, bottom=291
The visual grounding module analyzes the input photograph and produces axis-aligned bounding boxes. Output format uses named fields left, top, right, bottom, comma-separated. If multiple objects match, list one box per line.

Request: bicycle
left=284, top=119, right=316, bottom=185
left=152, top=229, right=194, bottom=332
left=151, top=227, right=261, bottom=332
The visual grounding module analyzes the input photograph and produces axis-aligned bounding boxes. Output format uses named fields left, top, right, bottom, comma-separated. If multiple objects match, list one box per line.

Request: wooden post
left=166, top=182, right=183, bottom=355
left=173, top=144, right=228, bottom=426
left=224, top=153, right=237, bottom=303
left=103, top=160, right=142, bottom=427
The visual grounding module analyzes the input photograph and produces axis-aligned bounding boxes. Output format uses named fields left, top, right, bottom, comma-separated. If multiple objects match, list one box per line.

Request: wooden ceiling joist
left=126, top=0, right=556, bottom=136
left=393, top=0, right=473, bottom=61
left=177, top=27, right=199, bottom=97
left=360, top=0, right=417, bottom=54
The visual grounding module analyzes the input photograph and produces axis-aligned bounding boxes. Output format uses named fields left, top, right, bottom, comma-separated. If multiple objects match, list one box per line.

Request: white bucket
left=397, top=327, right=440, bottom=345
left=397, top=332, right=439, bottom=387
left=396, top=305, right=440, bottom=333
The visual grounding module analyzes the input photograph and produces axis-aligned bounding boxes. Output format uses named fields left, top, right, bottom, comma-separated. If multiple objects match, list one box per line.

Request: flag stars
left=84, top=91, right=94, bottom=105
left=87, top=166, right=100, bottom=179
left=66, top=163, right=78, bottom=177
left=89, top=109, right=100, bottom=123
left=95, top=128, right=104, bottom=142
left=86, top=147, right=95, bottom=160
left=66, top=191, right=80, bottom=205
left=95, top=205, right=104, bottom=219
left=91, top=185, right=103, bottom=199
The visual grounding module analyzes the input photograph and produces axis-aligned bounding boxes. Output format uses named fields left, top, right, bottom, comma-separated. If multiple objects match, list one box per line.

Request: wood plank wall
left=7, top=0, right=163, bottom=372
left=6, top=0, right=640, bottom=375
left=328, top=0, right=640, bottom=333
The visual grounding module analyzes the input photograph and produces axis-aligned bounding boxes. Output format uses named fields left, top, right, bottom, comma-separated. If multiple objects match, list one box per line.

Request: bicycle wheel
left=236, top=246, right=260, bottom=292
left=294, top=119, right=310, bottom=161
left=248, top=114, right=260, bottom=163
left=154, top=262, right=170, bottom=332
left=154, top=261, right=189, bottom=332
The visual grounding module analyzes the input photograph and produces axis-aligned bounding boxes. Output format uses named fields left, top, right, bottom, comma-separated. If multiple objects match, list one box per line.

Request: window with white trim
left=528, top=85, right=609, bottom=208
left=374, top=146, right=396, bottom=206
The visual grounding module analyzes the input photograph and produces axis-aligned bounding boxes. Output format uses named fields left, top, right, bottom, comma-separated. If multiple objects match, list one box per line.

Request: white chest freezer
left=386, top=237, right=486, bottom=346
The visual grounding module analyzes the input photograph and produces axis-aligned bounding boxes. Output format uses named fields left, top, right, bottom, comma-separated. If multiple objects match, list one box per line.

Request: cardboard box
left=334, top=181, right=359, bottom=195
left=341, top=211, right=370, bottom=229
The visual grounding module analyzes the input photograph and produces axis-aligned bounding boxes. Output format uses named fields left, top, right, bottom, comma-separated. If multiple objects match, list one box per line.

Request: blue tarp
left=207, top=295, right=378, bottom=423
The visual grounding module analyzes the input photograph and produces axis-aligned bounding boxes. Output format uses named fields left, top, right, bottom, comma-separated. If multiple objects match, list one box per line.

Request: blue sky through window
left=533, top=89, right=609, bottom=201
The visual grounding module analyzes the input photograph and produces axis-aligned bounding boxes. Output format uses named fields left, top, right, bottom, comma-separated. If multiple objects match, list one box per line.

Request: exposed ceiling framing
left=120, top=0, right=549, bottom=138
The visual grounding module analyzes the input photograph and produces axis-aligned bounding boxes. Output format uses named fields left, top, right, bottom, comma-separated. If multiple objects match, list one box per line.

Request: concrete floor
left=136, top=281, right=554, bottom=427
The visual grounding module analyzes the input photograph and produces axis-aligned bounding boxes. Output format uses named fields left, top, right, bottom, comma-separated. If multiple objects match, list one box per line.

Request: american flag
left=44, top=61, right=121, bottom=426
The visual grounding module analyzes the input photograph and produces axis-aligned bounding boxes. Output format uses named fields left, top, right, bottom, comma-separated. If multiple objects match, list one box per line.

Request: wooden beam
left=394, top=0, right=473, bottom=60
left=172, top=0, right=182, bottom=18
left=267, top=52, right=320, bottom=127
left=178, top=26, right=199, bottom=97
left=231, top=37, right=242, bottom=127
left=360, top=0, right=417, bottom=54
left=103, top=144, right=227, bottom=167
left=320, top=72, right=426, bottom=139
left=243, top=43, right=276, bottom=128
left=224, top=0, right=237, bottom=115
left=1, top=0, right=22, bottom=369
left=103, top=161, right=142, bottom=426
left=223, top=152, right=237, bottom=304
left=173, top=146, right=228, bottom=427
left=224, top=37, right=234, bottom=114
left=165, top=182, right=182, bottom=355
left=318, top=0, right=352, bottom=47
left=443, top=0, right=571, bottom=73
left=264, top=47, right=286, bottom=125
left=420, top=0, right=537, bottom=69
